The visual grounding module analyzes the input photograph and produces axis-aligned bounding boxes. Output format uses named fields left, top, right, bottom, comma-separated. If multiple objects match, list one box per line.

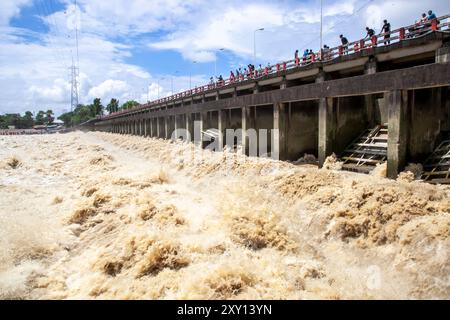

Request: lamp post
left=320, top=0, right=323, bottom=52
left=171, top=71, right=179, bottom=96
left=253, top=28, right=264, bottom=64
left=189, top=61, right=197, bottom=89
left=214, top=48, right=225, bottom=77
left=157, top=77, right=165, bottom=99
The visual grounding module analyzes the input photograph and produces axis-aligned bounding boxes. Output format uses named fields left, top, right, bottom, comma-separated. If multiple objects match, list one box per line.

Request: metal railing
left=102, top=14, right=450, bottom=120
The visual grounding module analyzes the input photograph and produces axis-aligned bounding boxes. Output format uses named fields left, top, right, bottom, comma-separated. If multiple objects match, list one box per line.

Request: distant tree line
left=58, top=98, right=139, bottom=127
left=0, top=110, right=54, bottom=129
left=0, top=98, right=140, bottom=129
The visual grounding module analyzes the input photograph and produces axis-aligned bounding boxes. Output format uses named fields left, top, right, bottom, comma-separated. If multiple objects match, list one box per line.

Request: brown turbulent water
left=0, top=131, right=448, bottom=299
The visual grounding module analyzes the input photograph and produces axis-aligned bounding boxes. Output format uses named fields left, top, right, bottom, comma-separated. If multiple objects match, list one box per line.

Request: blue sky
left=0, top=0, right=448, bottom=116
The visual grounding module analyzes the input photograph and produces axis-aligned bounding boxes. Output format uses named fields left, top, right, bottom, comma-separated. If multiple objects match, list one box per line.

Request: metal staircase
left=421, top=134, right=450, bottom=184
left=340, top=124, right=388, bottom=174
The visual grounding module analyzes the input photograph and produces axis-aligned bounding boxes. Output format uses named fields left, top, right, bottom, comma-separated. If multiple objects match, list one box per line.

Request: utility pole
left=254, top=28, right=264, bottom=64
left=70, top=57, right=79, bottom=112
left=157, top=77, right=164, bottom=99
left=189, top=61, right=197, bottom=90
left=214, top=48, right=224, bottom=77
left=320, top=0, right=323, bottom=52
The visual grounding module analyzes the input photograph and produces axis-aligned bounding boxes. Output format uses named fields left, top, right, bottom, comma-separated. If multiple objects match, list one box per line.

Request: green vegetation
left=0, top=98, right=140, bottom=129
left=0, top=110, right=54, bottom=129
left=58, top=99, right=140, bottom=127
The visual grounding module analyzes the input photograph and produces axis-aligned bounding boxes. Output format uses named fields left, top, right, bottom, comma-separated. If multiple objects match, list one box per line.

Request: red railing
left=102, top=14, right=450, bottom=120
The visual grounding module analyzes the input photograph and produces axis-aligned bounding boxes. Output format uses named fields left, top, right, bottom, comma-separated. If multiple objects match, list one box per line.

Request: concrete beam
left=436, top=46, right=450, bottom=63
left=101, top=61, right=450, bottom=123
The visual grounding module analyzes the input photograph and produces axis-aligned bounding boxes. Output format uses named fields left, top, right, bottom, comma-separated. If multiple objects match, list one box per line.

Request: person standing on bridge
left=380, top=19, right=391, bottom=45
left=365, top=27, right=375, bottom=39
left=427, top=10, right=437, bottom=21
left=340, top=34, right=349, bottom=54
left=229, top=70, right=235, bottom=82
left=302, top=49, right=309, bottom=63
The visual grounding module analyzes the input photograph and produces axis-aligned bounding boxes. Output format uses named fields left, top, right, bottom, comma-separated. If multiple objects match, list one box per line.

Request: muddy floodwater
left=0, top=132, right=449, bottom=299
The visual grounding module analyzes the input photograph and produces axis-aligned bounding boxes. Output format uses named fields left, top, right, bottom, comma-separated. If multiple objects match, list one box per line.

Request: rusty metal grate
left=421, top=137, right=450, bottom=184
left=340, top=124, right=388, bottom=174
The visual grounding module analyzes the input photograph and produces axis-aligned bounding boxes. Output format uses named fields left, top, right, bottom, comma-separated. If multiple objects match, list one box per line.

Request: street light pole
left=253, top=28, right=264, bottom=64
left=157, top=77, right=164, bottom=99
left=214, top=48, right=224, bottom=77
left=320, top=0, right=323, bottom=51
left=171, top=71, right=179, bottom=96
left=189, top=61, right=197, bottom=89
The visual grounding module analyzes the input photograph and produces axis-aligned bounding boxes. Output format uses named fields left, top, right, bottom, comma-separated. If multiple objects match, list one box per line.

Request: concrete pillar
left=364, top=60, right=378, bottom=127
left=200, top=112, right=208, bottom=148
left=164, top=117, right=168, bottom=139
left=316, top=70, right=336, bottom=166
left=218, top=110, right=227, bottom=151
left=242, top=106, right=256, bottom=155
left=273, top=102, right=287, bottom=160
left=318, top=97, right=337, bottom=167
left=149, top=118, right=152, bottom=137
left=156, top=118, right=160, bottom=138
left=280, top=78, right=287, bottom=89
left=387, top=90, right=409, bottom=179
left=186, top=113, right=193, bottom=142
left=174, top=115, right=178, bottom=140
left=436, top=46, right=450, bottom=63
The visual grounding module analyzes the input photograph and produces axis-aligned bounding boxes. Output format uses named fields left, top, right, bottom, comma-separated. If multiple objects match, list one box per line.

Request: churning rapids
left=0, top=132, right=448, bottom=299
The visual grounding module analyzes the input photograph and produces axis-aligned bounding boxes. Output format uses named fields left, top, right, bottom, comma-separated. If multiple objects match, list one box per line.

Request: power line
left=298, top=0, right=375, bottom=50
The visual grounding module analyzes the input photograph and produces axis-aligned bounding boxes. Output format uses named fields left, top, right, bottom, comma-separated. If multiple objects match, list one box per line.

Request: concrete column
left=273, top=102, right=287, bottom=160
left=156, top=118, right=160, bottom=138
left=318, top=97, right=337, bottom=167
left=242, top=106, right=256, bottom=155
left=149, top=118, right=152, bottom=137
left=364, top=60, right=378, bottom=127
left=174, top=115, right=178, bottom=140
left=218, top=110, right=227, bottom=151
left=280, top=78, right=287, bottom=89
left=387, top=90, right=409, bottom=179
left=186, top=113, right=193, bottom=142
left=164, top=117, right=168, bottom=139
left=436, top=46, right=450, bottom=63
left=200, top=112, right=208, bottom=148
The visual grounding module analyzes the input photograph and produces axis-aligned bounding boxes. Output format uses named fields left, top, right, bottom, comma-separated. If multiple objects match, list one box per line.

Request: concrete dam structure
left=93, top=21, right=450, bottom=183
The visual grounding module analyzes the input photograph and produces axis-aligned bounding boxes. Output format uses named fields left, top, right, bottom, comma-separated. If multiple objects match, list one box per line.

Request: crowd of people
left=207, top=10, right=441, bottom=89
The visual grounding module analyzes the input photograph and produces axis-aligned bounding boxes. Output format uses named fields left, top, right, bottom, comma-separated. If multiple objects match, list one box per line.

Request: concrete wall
left=408, top=87, right=449, bottom=161
left=286, top=100, right=319, bottom=160
left=335, top=96, right=368, bottom=155
left=254, top=105, right=273, bottom=157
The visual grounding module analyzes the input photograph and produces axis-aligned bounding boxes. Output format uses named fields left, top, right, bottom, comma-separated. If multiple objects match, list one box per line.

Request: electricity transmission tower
left=70, top=57, right=79, bottom=112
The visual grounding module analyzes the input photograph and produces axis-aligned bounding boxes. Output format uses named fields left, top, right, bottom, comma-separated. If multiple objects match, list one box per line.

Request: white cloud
left=87, top=79, right=129, bottom=100
left=0, top=0, right=32, bottom=26
left=0, top=0, right=448, bottom=116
